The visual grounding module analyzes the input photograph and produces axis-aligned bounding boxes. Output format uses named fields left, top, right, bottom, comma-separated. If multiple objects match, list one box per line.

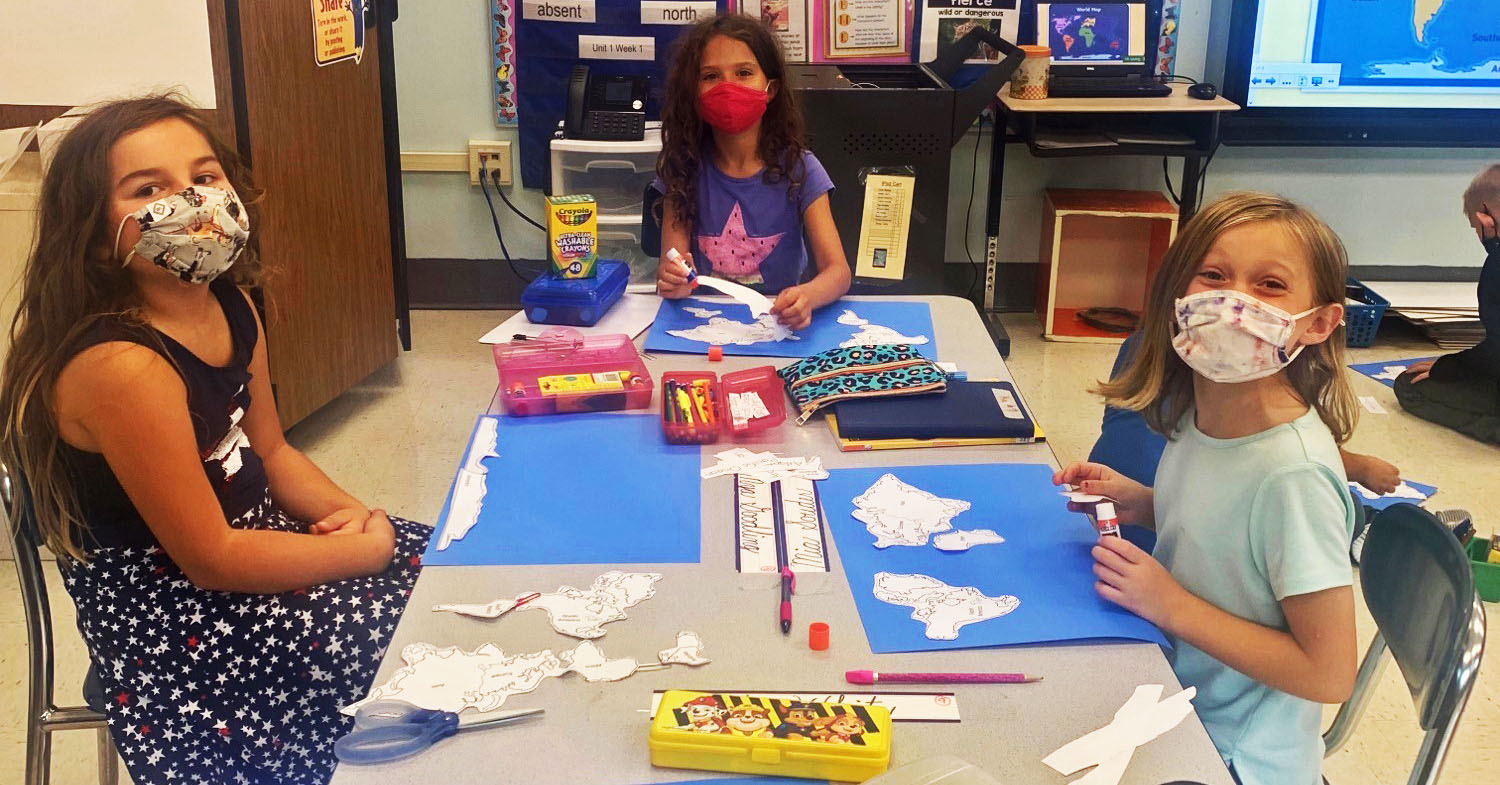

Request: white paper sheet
left=478, top=293, right=662, bottom=343
left=0, top=1, right=217, bottom=108
left=872, top=572, right=1019, bottom=640
left=519, top=571, right=662, bottom=638
left=736, top=474, right=781, bottom=574
left=704, top=448, right=827, bottom=481
left=1042, top=684, right=1198, bottom=785
left=1363, top=281, right=1479, bottom=311
left=1358, top=395, right=1388, bottom=415
left=693, top=275, right=774, bottom=317
left=853, top=474, right=970, bottom=548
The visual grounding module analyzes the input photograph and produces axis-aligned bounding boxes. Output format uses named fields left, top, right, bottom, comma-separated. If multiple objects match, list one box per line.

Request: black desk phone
left=566, top=65, right=648, bottom=141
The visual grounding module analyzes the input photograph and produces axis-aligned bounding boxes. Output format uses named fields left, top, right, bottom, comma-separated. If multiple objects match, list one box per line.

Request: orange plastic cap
left=708, top=346, right=724, bottom=362
left=809, top=622, right=830, bottom=651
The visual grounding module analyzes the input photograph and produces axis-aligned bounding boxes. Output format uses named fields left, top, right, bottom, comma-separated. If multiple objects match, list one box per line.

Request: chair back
left=4, top=460, right=63, bottom=723
left=1358, top=503, right=1484, bottom=730
left=641, top=182, right=662, bottom=259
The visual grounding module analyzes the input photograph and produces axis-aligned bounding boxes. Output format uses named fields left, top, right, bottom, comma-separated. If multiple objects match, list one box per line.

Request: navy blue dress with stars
left=56, top=280, right=430, bottom=784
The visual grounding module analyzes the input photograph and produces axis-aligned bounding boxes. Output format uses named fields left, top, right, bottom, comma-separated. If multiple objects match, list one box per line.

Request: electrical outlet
left=467, top=140, right=513, bottom=186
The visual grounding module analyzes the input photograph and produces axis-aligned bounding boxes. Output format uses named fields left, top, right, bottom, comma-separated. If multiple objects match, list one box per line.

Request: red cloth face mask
left=697, top=81, right=771, bottom=134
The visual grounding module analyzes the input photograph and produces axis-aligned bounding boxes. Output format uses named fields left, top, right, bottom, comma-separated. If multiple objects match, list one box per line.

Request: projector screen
left=1219, top=0, right=1500, bottom=145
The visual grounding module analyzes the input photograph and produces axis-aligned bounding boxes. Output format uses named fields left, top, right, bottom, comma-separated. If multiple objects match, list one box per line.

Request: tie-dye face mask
left=114, top=185, right=250, bottom=284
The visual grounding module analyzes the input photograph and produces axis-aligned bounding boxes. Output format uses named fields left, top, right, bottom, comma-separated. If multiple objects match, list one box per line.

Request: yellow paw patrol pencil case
left=648, top=690, right=892, bottom=782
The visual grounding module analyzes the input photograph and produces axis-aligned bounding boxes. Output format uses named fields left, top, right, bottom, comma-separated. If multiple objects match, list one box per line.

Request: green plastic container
left=1464, top=539, right=1500, bottom=603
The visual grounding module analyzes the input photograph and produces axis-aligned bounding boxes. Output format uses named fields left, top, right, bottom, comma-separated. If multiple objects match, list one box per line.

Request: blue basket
left=1344, top=278, right=1389, bottom=348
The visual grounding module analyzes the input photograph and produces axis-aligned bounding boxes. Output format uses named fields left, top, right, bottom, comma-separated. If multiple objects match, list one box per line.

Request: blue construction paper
left=423, top=414, right=700, bottom=565
left=1351, top=480, right=1437, bottom=511
left=643, top=298, right=937, bottom=360
left=1348, top=356, right=1438, bottom=388
left=820, top=464, right=1168, bottom=654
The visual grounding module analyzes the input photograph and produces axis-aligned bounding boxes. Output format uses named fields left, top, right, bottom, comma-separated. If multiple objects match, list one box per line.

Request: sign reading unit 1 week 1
left=523, top=0, right=596, bottom=22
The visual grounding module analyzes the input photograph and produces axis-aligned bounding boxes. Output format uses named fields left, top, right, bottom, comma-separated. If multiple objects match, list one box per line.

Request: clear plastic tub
left=493, top=328, right=652, bottom=417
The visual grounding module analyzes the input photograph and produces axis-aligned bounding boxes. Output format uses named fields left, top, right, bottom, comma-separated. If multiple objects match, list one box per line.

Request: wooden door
left=231, top=1, right=398, bottom=426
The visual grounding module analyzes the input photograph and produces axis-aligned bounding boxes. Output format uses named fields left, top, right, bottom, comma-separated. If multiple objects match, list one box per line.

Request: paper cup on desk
left=1010, top=46, right=1052, bottom=100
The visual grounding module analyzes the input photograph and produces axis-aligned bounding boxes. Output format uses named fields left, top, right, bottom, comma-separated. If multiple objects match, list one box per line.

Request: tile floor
left=2, top=310, right=1495, bottom=784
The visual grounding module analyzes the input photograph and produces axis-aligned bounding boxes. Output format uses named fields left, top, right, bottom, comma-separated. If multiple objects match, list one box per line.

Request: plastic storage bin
left=1344, top=278, right=1390, bottom=348
left=520, top=260, right=629, bottom=327
left=492, top=328, right=652, bottom=416
left=660, top=367, right=785, bottom=444
left=649, top=690, right=892, bottom=782
left=550, top=125, right=662, bottom=217
left=1465, top=538, right=1500, bottom=603
left=598, top=217, right=657, bottom=283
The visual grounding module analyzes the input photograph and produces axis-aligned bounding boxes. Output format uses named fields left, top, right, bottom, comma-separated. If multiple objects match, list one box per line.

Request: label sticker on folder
left=992, top=388, right=1024, bottom=420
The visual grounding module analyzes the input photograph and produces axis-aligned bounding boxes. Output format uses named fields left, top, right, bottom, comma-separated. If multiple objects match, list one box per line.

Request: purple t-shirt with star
left=658, top=150, right=835, bottom=292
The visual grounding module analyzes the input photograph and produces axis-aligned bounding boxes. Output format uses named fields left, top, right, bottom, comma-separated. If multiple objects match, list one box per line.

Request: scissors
left=335, top=700, right=544, bottom=765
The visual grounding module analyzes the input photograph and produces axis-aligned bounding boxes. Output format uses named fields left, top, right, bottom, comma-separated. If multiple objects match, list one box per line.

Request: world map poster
left=1312, top=0, right=1500, bottom=86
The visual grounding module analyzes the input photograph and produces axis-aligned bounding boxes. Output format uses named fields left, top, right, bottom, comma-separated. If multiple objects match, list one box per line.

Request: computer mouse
left=1187, top=83, right=1218, bottom=100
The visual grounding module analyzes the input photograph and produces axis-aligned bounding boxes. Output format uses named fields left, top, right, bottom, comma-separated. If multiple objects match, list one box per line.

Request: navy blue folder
left=833, top=381, right=1039, bottom=441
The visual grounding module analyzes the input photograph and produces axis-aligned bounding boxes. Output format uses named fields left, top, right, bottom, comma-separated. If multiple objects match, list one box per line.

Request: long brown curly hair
left=0, top=94, right=264, bottom=561
left=657, top=14, right=806, bottom=230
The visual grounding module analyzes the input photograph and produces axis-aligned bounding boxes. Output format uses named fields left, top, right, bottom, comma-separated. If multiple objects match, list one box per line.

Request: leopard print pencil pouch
left=777, top=344, right=946, bottom=424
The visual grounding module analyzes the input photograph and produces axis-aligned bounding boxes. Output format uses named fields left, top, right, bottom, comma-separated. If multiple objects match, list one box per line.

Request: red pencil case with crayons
left=660, top=367, right=785, bottom=444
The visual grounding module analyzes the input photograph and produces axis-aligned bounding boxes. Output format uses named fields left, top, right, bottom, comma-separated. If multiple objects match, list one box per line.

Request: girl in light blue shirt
left=1055, top=192, right=1360, bottom=785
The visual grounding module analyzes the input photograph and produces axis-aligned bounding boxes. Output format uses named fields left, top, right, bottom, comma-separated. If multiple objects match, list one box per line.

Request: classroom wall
left=393, top=1, right=1497, bottom=279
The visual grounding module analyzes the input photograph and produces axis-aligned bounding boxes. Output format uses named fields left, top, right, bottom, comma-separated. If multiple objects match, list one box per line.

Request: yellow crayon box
left=546, top=193, right=598, bottom=279
left=648, top=691, right=892, bottom=782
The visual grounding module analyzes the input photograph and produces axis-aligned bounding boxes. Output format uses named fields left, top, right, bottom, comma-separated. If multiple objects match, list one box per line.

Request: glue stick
left=1095, top=502, right=1121, bottom=538
left=666, top=247, right=696, bottom=282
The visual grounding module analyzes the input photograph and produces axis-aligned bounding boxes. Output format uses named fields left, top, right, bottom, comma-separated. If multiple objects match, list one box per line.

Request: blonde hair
left=0, top=95, right=265, bottom=561
left=1462, top=164, right=1500, bottom=217
left=1097, top=192, right=1358, bottom=443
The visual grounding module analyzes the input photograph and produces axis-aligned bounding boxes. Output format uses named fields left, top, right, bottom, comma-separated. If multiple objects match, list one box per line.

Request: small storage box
left=1464, top=539, right=1500, bottom=603
left=598, top=216, right=657, bottom=283
left=550, top=126, right=662, bottom=217
left=492, top=328, right=652, bottom=416
left=520, top=260, right=629, bottom=327
left=660, top=367, right=785, bottom=444
left=1344, top=278, right=1390, bottom=348
left=649, top=691, right=892, bottom=782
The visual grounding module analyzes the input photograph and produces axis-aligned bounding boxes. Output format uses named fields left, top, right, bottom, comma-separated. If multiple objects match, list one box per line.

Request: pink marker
left=846, top=670, right=1040, bottom=685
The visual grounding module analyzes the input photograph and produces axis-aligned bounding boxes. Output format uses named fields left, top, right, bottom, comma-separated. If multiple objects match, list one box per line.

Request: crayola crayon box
left=649, top=690, right=892, bottom=782
left=546, top=194, right=598, bottom=279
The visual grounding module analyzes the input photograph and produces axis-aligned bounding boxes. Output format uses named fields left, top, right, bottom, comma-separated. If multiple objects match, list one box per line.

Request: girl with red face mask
left=655, top=14, right=851, bottom=330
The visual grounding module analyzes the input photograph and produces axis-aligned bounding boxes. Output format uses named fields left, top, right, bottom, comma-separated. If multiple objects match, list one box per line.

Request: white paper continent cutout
left=518, top=571, right=663, bottom=638
left=437, top=417, right=500, bottom=550
left=657, top=630, right=711, bottom=666
left=872, top=572, right=1020, bottom=640
left=1352, top=480, right=1428, bottom=501
left=343, top=642, right=563, bottom=716
left=1371, top=365, right=1407, bottom=381
left=836, top=309, right=930, bottom=347
left=558, top=640, right=639, bottom=682
left=683, top=306, right=723, bottom=318
left=932, top=529, right=1007, bottom=552
left=667, top=315, right=798, bottom=346
left=852, top=473, right=971, bottom=548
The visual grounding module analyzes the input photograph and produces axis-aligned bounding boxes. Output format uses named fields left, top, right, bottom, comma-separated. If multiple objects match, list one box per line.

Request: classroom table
left=330, top=295, right=1234, bottom=785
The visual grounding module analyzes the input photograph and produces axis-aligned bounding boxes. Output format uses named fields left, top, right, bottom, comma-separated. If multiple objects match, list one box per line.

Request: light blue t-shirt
left=1153, top=407, right=1355, bottom=785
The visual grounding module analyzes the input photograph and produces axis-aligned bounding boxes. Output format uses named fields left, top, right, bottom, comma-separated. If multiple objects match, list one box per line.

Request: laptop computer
left=1036, top=2, right=1171, bottom=98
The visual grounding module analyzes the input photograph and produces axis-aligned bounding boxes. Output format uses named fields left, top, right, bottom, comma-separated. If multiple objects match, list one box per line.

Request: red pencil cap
left=809, top=622, right=830, bottom=651
left=708, top=346, right=724, bottom=362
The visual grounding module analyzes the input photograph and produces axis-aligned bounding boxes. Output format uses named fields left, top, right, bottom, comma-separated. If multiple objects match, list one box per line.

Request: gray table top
left=331, top=295, right=1232, bottom=785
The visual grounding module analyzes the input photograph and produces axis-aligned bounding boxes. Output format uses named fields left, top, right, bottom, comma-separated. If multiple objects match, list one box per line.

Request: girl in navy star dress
left=0, top=96, right=430, bottom=784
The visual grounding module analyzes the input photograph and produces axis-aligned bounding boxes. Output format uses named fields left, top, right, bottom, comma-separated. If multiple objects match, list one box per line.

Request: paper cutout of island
left=667, top=314, right=798, bottom=346
left=343, top=641, right=563, bottom=716
left=519, top=571, right=663, bottom=638
left=437, top=417, right=500, bottom=550
left=853, top=473, right=971, bottom=548
left=837, top=309, right=930, bottom=347
left=657, top=630, right=711, bottom=666
left=932, top=529, right=1006, bottom=552
left=872, top=572, right=1020, bottom=640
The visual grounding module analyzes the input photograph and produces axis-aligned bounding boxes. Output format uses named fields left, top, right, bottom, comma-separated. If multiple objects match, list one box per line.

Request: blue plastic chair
left=1322, top=503, right=1486, bottom=785
left=3, top=461, right=118, bottom=785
